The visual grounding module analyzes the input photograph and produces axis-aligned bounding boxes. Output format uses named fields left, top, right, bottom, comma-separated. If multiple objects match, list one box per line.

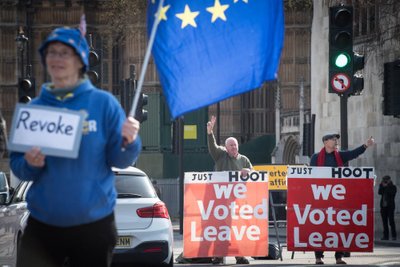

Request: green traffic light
left=335, top=53, right=350, bottom=68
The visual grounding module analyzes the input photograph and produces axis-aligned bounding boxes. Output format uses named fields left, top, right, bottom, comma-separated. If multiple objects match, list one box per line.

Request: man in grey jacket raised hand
left=206, top=115, right=251, bottom=265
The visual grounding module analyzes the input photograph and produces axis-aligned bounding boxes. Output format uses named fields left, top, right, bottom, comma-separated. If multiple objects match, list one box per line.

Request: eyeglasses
left=46, top=49, right=76, bottom=59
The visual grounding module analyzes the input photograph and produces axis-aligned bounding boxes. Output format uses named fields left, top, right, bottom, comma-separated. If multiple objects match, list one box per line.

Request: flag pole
left=129, top=0, right=164, bottom=118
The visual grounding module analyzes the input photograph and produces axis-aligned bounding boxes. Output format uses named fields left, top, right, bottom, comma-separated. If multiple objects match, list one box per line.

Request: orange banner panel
left=183, top=171, right=269, bottom=258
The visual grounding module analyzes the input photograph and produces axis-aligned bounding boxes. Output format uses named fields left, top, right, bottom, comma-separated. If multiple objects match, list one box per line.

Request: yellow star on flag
left=206, top=0, right=229, bottom=23
left=176, top=4, right=200, bottom=29
left=156, top=4, right=170, bottom=22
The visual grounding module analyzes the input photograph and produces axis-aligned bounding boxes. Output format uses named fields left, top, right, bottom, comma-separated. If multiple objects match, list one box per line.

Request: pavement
left=171, top=221, right=400, bottom=266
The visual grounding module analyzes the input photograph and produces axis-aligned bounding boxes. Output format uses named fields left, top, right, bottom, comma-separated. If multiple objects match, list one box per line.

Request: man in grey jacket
left=206, top=115, right=251, bottom=265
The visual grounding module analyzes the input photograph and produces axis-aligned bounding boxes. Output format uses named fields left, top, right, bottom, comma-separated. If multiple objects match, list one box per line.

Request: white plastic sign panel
left=8, top=104, right=84, bottom=158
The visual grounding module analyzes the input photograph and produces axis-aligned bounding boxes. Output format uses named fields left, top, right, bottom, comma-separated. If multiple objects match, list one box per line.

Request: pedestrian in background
left=10, top=17, right=141, bottom=267
left=378, top=175, right=397, bottom=241
left=310, top=133, right=375, bottom=265
left=207, top=115, right=251, bottom=265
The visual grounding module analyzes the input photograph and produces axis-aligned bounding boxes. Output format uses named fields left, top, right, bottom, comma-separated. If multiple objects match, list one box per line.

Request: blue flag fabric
left=148, top=0, right=284, bottom=119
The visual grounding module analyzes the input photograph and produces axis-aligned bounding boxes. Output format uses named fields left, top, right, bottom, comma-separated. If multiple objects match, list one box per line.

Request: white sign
left=287, top=166, right=375, bottom=179
left=8, top=104, right=85, bottom=158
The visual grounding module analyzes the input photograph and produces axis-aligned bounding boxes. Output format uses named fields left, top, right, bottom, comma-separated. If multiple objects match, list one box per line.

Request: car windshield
left=115, top=174, right=156, bottom=198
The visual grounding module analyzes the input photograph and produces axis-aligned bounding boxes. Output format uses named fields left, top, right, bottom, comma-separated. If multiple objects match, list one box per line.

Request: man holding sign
left=9, top=19, right=141, bottom=267
left=207, top=115, right=252, bottom=265
left=310, top=133, right=375, bottom=265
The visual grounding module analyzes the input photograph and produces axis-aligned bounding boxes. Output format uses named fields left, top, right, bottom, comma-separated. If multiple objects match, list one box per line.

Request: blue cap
left=39, top=27, right=89, bottom=72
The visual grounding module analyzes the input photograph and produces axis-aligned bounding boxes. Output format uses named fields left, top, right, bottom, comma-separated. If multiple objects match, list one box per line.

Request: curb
left=374, top=240, right=400, bottom=247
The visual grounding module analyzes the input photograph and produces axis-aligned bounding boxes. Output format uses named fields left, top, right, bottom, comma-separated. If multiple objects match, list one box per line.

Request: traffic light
left=329, top=6, right=353, bottom=95
left=352, top=52, right=365, bottom=95
left=383, top=60, right=400, bottom=116
left=86, top=33, right=100, bottom=84
left=87, top=49, right=100, bottom=84
left=329, top=6, right=364, bottom=96
left=135, top=93, right=148, bottom=123
left=18, top=77, right=35, bottom=103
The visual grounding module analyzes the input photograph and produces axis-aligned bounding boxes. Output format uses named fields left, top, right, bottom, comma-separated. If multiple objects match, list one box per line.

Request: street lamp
left=16, top=26, right=34, bottom=103
left=15, top=26, right=28, bottom=78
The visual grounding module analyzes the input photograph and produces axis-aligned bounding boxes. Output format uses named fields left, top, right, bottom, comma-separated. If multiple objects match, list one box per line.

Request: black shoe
left=315, top=258, right=324, bottom=265
left=336, top=258, right=347, bottom=264
left=236, top=257, right=249, bottom=264
left=381, top=237, right=389, bottom=240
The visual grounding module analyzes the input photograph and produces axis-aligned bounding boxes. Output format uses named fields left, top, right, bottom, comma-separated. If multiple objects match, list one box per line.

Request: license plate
left=116, top=236, right=132, bottom=248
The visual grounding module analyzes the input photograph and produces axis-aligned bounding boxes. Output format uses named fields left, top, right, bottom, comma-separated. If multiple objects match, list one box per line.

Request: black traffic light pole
left=340, top=95, right=348, bottom=150
left=16, top=27, right=28, bottom=79
left=16, top=27, right=37, bottom=103
left=329, top=5, right=364, bottom=152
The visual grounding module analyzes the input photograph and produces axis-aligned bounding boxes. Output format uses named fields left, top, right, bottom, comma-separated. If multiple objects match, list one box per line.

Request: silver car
left=0, top=173, right=30, bottom=267
left=0, top=167, right=174, bottom=267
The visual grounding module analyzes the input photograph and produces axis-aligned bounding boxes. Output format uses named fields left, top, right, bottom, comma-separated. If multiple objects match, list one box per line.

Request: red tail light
left=143, top=247, right=163, bottom=253
left=137, top=202, right=170, bottom=219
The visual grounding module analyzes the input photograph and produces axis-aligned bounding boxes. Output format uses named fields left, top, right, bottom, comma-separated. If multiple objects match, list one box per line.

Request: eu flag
left=148, top=0, right=284, bottom=119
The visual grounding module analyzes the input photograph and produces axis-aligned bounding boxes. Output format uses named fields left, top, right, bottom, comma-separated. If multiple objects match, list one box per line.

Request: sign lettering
left=8, top=104, right=84, bottom=158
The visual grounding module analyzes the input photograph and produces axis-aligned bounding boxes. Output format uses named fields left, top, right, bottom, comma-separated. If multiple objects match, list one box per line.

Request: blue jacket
left=10, top=79, right=142, bottom=227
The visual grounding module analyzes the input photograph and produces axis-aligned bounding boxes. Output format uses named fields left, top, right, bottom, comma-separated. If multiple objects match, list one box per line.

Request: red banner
left=287, top=167, right=374, bottom=252
left=183, top=171, right=269, bottom=258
